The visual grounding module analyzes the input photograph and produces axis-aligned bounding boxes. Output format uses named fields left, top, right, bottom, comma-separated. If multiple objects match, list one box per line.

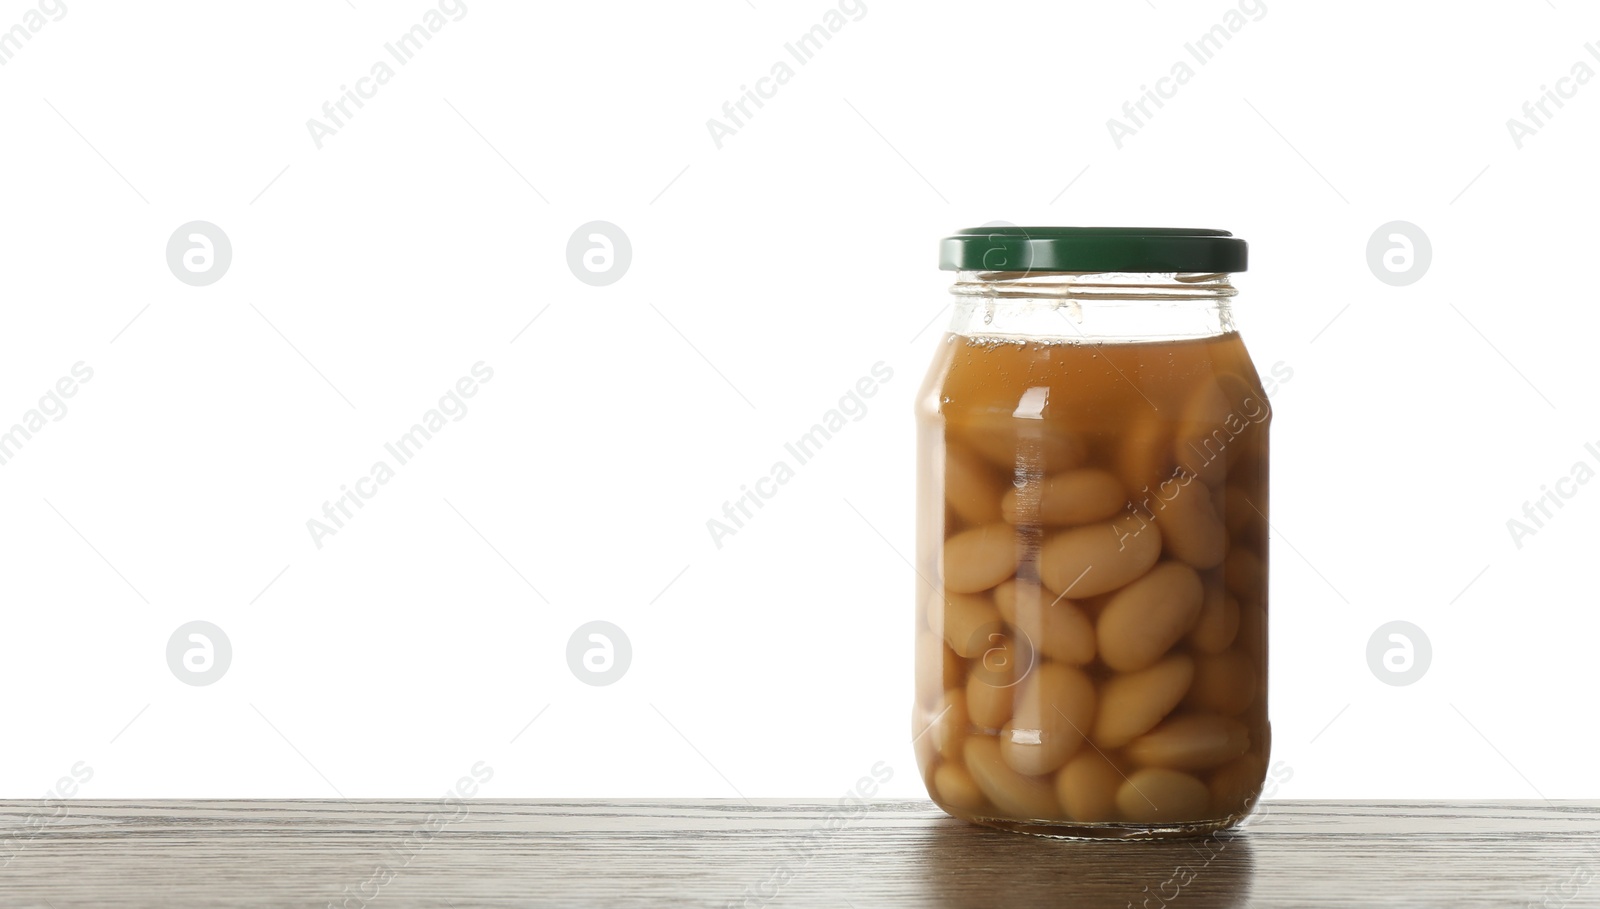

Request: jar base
left=951, top=810, right=1248, bottom=840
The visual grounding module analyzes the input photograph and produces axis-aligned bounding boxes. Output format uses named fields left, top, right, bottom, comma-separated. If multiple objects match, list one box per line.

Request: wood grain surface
left=1, top=800, right=1597, bottom=908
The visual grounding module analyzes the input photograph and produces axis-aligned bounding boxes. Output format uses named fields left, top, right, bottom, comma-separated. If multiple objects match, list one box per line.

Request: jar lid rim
left=939, top=226, right=1248, bottom=273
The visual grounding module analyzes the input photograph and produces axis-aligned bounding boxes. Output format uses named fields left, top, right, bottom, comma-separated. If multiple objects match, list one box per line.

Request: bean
left=1173, top=374, right=1261, bottom=488
left=1187, top=585, right=1241, bottom=654
left=993, top=580, right=1095, bottom=665
left=915, top=631, right=964, bottom=706
left=945, top=441, right=1007, bottom=526
left=1124, top=713, right=1251, bottom=770
left=1114, top=411, right=1174, bottom=498
left=1235, top=602, right=1267, bottom=665
left=1209, top=754, right=1265, bottom=818
left=1184, top=650, right=1257, bottom=716
left=942, top=591, right=1003, bottom=659
left=1172, top=380, right=1232, bottom=487
left=944, top=524, right=1022, bottom=594
left=1116, top=768, right=1212, bottom=825
left=934, top=760, right=989, bottom=813
left=964, top=735, right=1061, bottom=819
left=1000, top=663, right=1096, bottom=776
left=1096, top=562, right=1204, bottom=672
left=1001, top=468, right=1126, bottom=526
left=1224, top=547, right=1264, bottom=601
left=943, top=502, right=966, bottom=536
left=1093, top=654, right=1194, bottom=748
left=1230, top=439, right=1266, bottom=487
left=967, top=662, right=1020, bottom=731
left=992, top=578, right=1032, bottom=625
left=1076, top=589, right=1117, bottom=619
left=1221, top=485, right=1264, bottom=541
left=1038, top=515, right=1162, bottom=598
left=1151, top=478, right=1228, bottom=569
left=1054, top=750, right=1125, bottom=823
left=920, top=754, right=939, bottom=795
left=921, top=688, right=970, bottom=759
left=956, top=415, right=1089, bottom=474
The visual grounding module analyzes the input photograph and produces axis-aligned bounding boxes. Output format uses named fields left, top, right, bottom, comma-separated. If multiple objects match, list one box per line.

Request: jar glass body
left=913, top=271, right=1271, bottom=838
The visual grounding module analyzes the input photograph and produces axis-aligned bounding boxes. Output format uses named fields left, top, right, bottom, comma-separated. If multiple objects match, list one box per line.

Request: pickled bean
left=999, top=662, right=1096, bottom=776
left=1114, top=411, right=1174, bottom=498
left=967, top=657, right=1022, bottom=731
left=1172, top=380, right=1233, bottom=487
left=956, top=415, right=1089, bottom=474
left=1096, top=561, right=1204, bottom=672
left=1055, top=750, right=1125, bottom=823
left=923, top=688, right=970, bottom=759
left=1224, top=547, right=1264, bottom=600
left=944, top=524, right=1022, bottom=594
left=1038, top=515, right=1162, bottom=597
left=993, top=580, right=1095, bottom=665
left=1124, top=713, right=1251, bottom=770
left=1094, top=654, right=1195, bottom=748
left=1001, top=468, right=1126, bottom=526
left=1116, top=768, right=1211, bottom=825
left=945, top=441, right=1007, bottom=526
left=1184, top=650, right=1258, bottom=716
left=1187, top=585, right=1241, bottom=654
left=916, top=631, right=963, bottom=707
left=935, top=760, right=989, bottom=812
left=1152, top=478, right=1228, bottom=569
left=942, top=591, right=1003, bottom=659
left=1173, top=374, right=1262, bottom=488
left=1209, top=754, right=1266, bottom=818
left=964, top=735, right=1061, bottom=820
left=1221, top=485, right=1263, bottom=541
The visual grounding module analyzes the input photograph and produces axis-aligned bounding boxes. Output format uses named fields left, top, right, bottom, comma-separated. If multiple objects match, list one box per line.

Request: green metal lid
left=939, top=226, right=1248, bottom=273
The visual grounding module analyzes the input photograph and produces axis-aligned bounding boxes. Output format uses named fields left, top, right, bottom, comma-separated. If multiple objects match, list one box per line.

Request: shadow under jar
left=913, top=227, right=1272, bottom=838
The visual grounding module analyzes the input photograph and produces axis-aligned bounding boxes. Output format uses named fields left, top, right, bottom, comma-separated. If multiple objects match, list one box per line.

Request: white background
left=1, top=0, right=1596, bottom=802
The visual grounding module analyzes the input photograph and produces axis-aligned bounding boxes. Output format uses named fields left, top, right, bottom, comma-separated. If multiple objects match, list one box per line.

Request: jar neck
left=946, top=271, right=1238, bottom=342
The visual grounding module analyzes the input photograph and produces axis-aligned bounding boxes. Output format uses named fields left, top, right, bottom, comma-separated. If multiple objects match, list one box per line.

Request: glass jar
left=913, top=227, right=1270, bottom=838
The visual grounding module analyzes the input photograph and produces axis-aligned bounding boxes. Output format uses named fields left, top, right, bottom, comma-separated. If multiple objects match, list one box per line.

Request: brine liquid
left=913, top=331, right=1271, bottom=837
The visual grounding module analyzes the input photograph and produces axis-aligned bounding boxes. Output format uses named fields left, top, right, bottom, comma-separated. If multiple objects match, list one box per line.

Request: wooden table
left=1, top=801, right=1595, bottom=907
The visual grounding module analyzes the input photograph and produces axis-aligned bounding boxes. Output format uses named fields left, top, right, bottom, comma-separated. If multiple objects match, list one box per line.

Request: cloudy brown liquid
left=914, top=331, right=1270, bottom=837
